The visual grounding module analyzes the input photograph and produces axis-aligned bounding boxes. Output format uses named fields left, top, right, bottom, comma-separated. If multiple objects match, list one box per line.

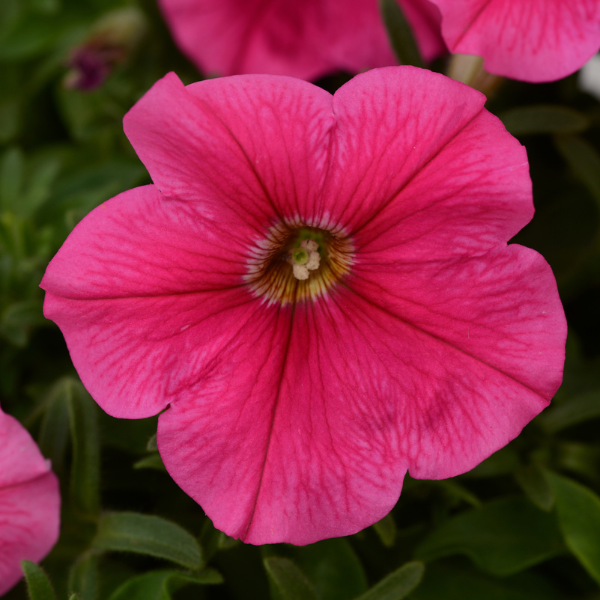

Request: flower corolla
left=157, top=0, right=445, bottom=79
left=41, top=67, right=566, bottom=545
left=0, top=407, right=61, bottom=594
left=428, top=0, right=600, bottom=82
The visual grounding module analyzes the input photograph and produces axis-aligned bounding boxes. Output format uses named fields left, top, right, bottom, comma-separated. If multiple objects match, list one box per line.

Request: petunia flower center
left=245, top=221, right=354, bottom=305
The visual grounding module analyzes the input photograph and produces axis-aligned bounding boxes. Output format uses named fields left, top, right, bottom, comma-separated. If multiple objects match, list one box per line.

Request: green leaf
left=0, top=300, right=46, bottom=347
left=545, top=471, right=600, bottom=583
left=146, top=433, right=158, bottom=451
left=537, top=390, right=600, bottom=433
left=30, top=0, right=61, bottom=15
left=555, top=442, right=600, bottom=483
left=18, top=156, right=61, bottom=217
left=38, top=379, right=71, bottom=477
left=290, top=538, right=368, bottom=600
left=460, top=445, right=521, bottom=478
left=199, top=518, right=238, bottom=562
left=0, top=146, right=23, bottom=212
left=415, top=498, right=565, bottom=575
left=378, top=0, right=423, bottom=68
left=554, top=134, right=600, bottom=209
left=264, top=557, right=319, bottom=600
left=0, top=97, right=21, bottom=143
left=98, top=412, right=158, bottom=455
left=107, top=569, right=223, bottom=600
left=68, top=553, right=99, bottom=600
left=133, top=453, right=166, bottom=471
left=499, top=106, right=589, bottom=136
left=515, top=464, right=554, bottom=512
left=0, top=16, right=75, bottom=60
left=67, top=378, right=100, bottom=515
left=373, top=512, right=397, bottom=547
left=409, top=562, right=566, bottom=600
left=21, top=561, right=56, bottom=600
left=93, top=512, right=203, bottom=570
left=355, top=561, right=424, bottom=600
left=435, top=480, right=481, bottom=508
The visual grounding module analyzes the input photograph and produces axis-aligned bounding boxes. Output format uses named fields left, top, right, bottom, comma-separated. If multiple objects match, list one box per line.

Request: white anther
left=305, top=251, right=320, bottom=271
left=301, top=239, right=319, bottom=252
left=293, top=263, right=310, bottom=280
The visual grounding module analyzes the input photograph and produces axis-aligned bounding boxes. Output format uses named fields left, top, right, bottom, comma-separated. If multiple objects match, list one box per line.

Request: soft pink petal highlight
left=123, top=73, right=335, bottom=227
left=158, top=296, right=408, bottom=545
left=42, top=68, right=566, bottom=545
left=324, top=67, right=532, bottom=259
left=0, top=409, right=60, bottom=595
left=349, top=244, right=566, bottom=478
left=430, top=0, right=600, bottom=82
left=157, top=0, right=444, bottom=80
left=42, top=186, right=267, bottom=419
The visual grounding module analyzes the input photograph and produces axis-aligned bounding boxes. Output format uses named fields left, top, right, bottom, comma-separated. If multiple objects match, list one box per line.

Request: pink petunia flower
left=41, top=67, right=566, bottom=545
left=0, top=407, right=61, bottom=594
left=157, top=0, right=445, bottom=79
left=428, top=0, right=600, bottom=82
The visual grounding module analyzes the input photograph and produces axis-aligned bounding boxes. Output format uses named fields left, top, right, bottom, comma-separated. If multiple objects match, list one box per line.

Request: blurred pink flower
left=429, top=0, right=600, bottom=82
left=0, top=407, right=60, bottom=594
left=42, top=67, right=566, bottom=545
left=158, top=0, right=445, bottom=79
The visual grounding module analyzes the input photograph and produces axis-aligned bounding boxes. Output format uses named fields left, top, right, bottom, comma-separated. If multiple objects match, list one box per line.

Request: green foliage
left=356, top=562, right=424, bottom=600
left=106, top=569, right=223, bottom=600
left=378, top=0, right=423, bottom=68
left=22, top=561, right=56, bottom=600
left=68, top=553, right=98, bottom=600
left=287, top=538, right=368, bottom=600
left=415, top=498, right=565, bottom=575
left=67, top=379, right=101, bottom=516
left=555, top=134, right=600, bottom=210
left=92, top=512, right=204, bottom=570
left=538, top=390, right=600, bottom=433
left=132, top=453, right=166, bottom=471
left=409, top=562, right=566, bottom=600
left=500, top=105, right=590, bottom=136
left=373, top=513, right=397, bottom=548
left=2, top=0, right=600, bottom=599
left=546, top=471, right=600, bottom=584
left=264, top=557, right=320, bottom=600
left=515, top=464, right=555, bottom=512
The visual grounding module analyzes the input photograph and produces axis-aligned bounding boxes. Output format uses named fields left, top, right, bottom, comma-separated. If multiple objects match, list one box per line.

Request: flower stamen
left=245, top=220, right=353, bottom=305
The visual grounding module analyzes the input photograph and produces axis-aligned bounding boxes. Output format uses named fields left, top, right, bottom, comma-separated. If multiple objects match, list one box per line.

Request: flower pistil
left=246, top=221, right=353, bottom=305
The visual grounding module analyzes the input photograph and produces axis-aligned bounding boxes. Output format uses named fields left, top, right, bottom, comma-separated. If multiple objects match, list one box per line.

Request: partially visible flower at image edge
left=157, top=0, right=445, bottom=79
left=41, top=66, right=566, bottom=545
left=0, top=406, right=61, bottom=594
left=428, top=0, right=600, bottom=82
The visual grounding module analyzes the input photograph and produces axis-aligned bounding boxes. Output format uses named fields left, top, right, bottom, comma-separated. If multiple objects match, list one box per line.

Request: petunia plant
left=2, top=0, right=600, bottom=598
left=41, top=67, right=566, bottom=545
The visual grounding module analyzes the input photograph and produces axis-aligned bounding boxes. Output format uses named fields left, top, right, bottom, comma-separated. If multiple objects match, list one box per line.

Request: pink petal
left=324, top=67, right=532, bottom=260
left=157, top=0, right=444, bottom=80
left=158, top=245, right=565, bottom=545
left=158, top=295, right=408, bottom=545
left=0, top=410, right=60, bottom=595
left=123, top=72, right=334, bottom=225
left=400, top=0, right=446, bottom=62
left=42, top=185, right=267, bottom=418
left=349, top=244, right=566, bottom=478
left=42, top=68, right=566, bottom=546
left=429, top=0, right=600, bottom=82
left=0, top=407, right=51, bottom=489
